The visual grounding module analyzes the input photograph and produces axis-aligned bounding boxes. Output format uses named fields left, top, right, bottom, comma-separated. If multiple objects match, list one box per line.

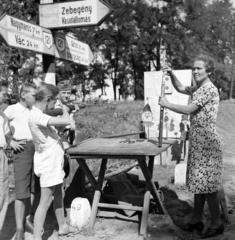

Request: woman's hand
left=158, top=96, right=169, bottom=108
left=161, top=64, right=172, bottom=74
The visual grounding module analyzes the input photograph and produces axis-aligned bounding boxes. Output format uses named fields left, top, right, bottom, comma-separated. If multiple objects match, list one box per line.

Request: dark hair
left=0, top=80, right=8, bottom=91
left=35, top=83, right=59, bottom=101
left=194, top=54, right=214, bottom=75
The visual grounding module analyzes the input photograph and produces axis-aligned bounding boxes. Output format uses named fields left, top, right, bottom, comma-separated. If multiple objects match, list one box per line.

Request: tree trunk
left=229, top=51, right=235, bottom=99
left=112, top=75, right=117, bottom=100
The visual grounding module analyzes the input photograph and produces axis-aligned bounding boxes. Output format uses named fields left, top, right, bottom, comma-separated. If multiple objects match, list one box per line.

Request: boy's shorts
left=13, top=141, right=36, bottom=199
left=39, top=170, right=65, bottom=188
left=34, top=148, right=65, bottom=188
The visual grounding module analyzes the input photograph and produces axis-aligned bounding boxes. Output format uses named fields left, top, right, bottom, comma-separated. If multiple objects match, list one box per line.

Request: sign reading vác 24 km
left=39, top=0, right=112, bottom=29
left=0, top=14, right=94, bottom=66
left=0, top=14, right=54, bottom=56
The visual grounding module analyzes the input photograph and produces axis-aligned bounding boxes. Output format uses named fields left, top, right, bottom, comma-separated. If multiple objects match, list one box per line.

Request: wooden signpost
left=54, top=33, right=94, bottom=66
left=0, top=14, right=54, bottom=56
left=0, top=0, right=112, bottom=85
left=39, top=0, right=112, bottom=29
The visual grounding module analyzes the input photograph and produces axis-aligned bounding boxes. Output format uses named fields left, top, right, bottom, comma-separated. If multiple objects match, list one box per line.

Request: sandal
left=181, top=221, right=204, bottom=232
left=58, top=225, right=79, bottom=237
left=200, top=224, right=224, bottom=239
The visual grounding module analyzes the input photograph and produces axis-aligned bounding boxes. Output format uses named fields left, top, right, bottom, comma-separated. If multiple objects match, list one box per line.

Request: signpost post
left=0, top=14, right=94, bottom=68
left=0, top=0, right=112, bottom=85
left=40, top=0, right=56, bottom=85
left=39, top=0, right=112, bottom=29
left=0, top=14, right=54, bottom=56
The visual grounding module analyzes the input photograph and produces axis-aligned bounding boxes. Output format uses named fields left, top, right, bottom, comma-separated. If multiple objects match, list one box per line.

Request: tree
left=89, top=62, right=109, bottom=95
left=0, top=0, right=40, bottom=93
left=1, top=0, right=235, bottom=100
left=181, top=0, right=235, bottom=96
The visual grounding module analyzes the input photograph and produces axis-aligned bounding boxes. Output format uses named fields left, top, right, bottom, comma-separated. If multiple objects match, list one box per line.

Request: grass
left=74, top=101, right=144, bottom=142
left=72, top=101, right=145, bottom=178
left=8, top=99, right=235, bottom=187
left=8, top=101, right=145, bottom=190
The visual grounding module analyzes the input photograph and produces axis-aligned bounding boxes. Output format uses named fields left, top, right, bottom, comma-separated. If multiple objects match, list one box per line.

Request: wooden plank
left=97, top=159, right=107, bottom=189
left=67, top=138, right=174, bottom=157
left=88, top=159, right=107, bottom=230
left=138, top=159, right=166, bottom=215
left=140, top=191, right=151, bottom=236
left=102, top=193, right=144, bottom=206
left=103, top=131, right=144, bottom=138
left=39, top=0, right=112, bottom=29
left=76, top=158, right=97, bottom=188
left=139, top=156, right=154, bottom=235
left=98, top=203, right=142, bottom=211
left=89, top=190, right=101, bottom=230
left=97, top=211, right=139, bottom=222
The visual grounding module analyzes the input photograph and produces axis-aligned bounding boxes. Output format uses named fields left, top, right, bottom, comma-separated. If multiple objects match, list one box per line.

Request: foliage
left=73, top=100, right=144, bottom=177
left=1, top=0, right=235, bottom=98
left=74, top=100, right=144, bottom=143
left=0, top=0, right=40, bottom=93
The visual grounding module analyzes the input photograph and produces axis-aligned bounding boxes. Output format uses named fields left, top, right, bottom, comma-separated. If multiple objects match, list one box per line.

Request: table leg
left=140, top=156, right=154, bottom=236
left=140, top=191, right=150, bottom=236
left=148, top=156, right=154, bottom=176
left=77, top=158, right=97, bottom=189
left=138, top=158, right=166, bottom=215
left=89, top=158, right=107, bottom=230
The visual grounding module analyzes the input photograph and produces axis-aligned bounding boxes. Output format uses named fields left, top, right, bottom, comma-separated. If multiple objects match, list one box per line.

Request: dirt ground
left=3, top=159, right=235, bottom=240
left=2, top=100, right=235, bottom=240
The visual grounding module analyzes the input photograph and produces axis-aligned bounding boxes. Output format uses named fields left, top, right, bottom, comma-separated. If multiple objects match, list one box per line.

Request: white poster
left=144, top=70, right=192, bottom=139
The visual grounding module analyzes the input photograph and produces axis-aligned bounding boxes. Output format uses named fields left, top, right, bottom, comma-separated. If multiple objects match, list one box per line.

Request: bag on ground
left=69, top=197, right=91, bottom=229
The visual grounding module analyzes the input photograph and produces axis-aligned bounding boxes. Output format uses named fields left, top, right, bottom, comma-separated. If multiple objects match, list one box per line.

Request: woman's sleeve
left=191, top=85, right=216, bottom=107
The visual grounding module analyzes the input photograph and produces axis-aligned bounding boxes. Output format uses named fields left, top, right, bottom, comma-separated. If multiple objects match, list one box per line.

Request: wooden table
left=67, top=137, right=174, bottom=236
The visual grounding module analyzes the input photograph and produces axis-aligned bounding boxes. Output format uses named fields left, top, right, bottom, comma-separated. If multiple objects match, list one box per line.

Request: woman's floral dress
left=186, top=81, right=223, bottom=194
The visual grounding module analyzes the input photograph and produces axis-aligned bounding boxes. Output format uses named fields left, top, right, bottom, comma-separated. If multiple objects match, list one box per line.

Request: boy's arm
left=3, top=115, right=25, bottom=151
left=4, top=125, right=25, bottom=151
left=44, top=108, right=63, bottom=116
left=4, top=105, right=14, bottom=120
left=47, top=116, right=75, bottom=130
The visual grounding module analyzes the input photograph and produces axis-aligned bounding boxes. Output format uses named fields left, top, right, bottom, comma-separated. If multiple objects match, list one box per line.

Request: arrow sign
left=54, top=33, right=93, bottom=66
left=0, top=14, right=54, bottom=56
left=0, top=14, right=94, bottom=66
left=39, top=0, right=112, bottom=29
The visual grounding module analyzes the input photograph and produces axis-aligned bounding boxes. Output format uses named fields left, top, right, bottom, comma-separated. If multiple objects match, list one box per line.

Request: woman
left=159, top=54, right=224, bottom=238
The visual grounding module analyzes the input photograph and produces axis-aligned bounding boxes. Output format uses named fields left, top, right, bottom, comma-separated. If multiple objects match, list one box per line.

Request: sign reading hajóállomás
left=54, top=33, right=93, bottom=66
left=0, top=14, right=54, bottom=56
left=39, top=0, right=112, bottom=29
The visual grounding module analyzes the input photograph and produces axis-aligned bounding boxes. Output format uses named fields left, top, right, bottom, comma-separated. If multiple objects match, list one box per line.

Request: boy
left=0, top=81, right=10, bottom=236
left=4, top=83, right=37, bottom=240
left=28, top=83, right=75, bottom=240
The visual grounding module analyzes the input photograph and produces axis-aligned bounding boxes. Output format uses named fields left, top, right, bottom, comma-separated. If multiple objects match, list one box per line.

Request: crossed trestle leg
left=84, top=156, right=166, bottom=236
left=88, top=158, right=107, bottom=230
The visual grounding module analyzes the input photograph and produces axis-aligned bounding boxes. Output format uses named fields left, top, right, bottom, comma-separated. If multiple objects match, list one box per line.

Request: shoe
left=25, top=216, right=34, bottom=234
left=58, top=225, right=78, bottom=237
left=200, top=224, right=224, bottom=239
left=181, top=221, right=204, bottom=232
left=14, top=229, right=25, bottom=240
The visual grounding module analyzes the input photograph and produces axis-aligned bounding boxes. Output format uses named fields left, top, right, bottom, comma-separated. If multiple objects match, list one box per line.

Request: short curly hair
left=35, top=83, right=59, bottom=101
left=194, top=54, right=214, bottom=75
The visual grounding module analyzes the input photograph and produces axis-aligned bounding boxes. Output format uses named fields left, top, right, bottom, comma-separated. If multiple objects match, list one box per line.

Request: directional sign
left=39, top=0, right=112, bottom=29
left=54, top=33, right=94, bottom=66
left=0, top=14, right=54, bottom=56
